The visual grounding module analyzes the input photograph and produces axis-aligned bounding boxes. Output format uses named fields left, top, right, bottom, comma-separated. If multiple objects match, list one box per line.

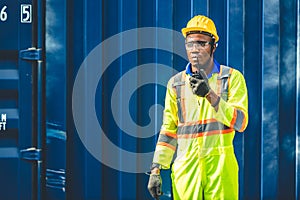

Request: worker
left=147, top=15, right=248, bottom=200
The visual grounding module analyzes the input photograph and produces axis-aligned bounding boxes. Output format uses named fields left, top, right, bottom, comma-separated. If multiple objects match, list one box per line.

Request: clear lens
left=185, top=41, right=211, bottom=50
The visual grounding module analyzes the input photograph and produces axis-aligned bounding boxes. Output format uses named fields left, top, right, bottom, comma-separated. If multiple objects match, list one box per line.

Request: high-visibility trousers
left=171, top=146, right=239, bottom=200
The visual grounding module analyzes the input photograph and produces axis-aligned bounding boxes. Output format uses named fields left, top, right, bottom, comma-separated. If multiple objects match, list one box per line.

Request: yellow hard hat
left=181, top=15, right=219, bottom=43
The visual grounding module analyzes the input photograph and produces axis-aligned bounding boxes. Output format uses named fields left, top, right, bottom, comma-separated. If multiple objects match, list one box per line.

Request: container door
left=0, top=0, right=45, bottom=199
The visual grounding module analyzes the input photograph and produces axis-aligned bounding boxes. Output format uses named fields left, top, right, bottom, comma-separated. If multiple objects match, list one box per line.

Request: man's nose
left=191, top=43, right=199, bottom=51
left=191, top=52, right=200, bottom=57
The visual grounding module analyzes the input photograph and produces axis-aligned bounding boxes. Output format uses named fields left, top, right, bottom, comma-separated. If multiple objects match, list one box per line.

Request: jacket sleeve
left=152, top=77, right=178, bottom=169
left=214, top=69, right=248, bottom=132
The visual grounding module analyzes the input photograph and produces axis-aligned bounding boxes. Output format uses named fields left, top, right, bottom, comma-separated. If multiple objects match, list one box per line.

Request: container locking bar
left=19, top=48, right=42, bottom=61
left=20, top=147, right=42, bottom=161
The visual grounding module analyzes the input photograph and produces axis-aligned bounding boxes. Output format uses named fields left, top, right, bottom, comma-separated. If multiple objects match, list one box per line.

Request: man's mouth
left=192, top=56, right=200, bottom=63
left=191, top=53, right=201, bottom=62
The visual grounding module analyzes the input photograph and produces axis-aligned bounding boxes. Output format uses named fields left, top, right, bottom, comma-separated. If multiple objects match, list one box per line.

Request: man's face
left=185, top=34, right=215, bottom=70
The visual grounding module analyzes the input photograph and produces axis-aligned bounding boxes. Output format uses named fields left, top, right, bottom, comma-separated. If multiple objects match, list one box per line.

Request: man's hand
left=189, top=69, right=210, bottom=97
left=147, top=171, right=162, bottom=199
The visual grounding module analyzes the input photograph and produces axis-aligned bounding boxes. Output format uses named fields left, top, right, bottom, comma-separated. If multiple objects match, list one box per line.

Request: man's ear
left=212, top=43, right=217, bottom=53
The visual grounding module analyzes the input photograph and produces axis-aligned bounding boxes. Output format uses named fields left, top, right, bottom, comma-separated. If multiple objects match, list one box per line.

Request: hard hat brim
left=181, top=27, right=219, bottom=42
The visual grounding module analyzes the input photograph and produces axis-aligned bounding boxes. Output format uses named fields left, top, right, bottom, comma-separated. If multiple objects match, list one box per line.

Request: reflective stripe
left=217, top=66, right=232, bottom=101
left=177, top=129, right=233, bottom=138
left=230, top=108, right=246, bottom=132
left=240, top=111, right=248, bottom=131
left=230, top=109, right=237, bottom=126
left=160, top=130, right=177, bottom=138
left=178, top=119, right=218, bottom=127
left=172, top=72, right=186, bottom=123
left=180, top=74, right=186, bottom=122
left=158, top=132, right=177, bottom=146
left=177, top=120, right=233, bottom=137
left=157, top=142, right=177, bottom=151
left=216, top=68, right=222, bottom=96
left=172, top=79, right=185, bottom=87
left=157, top=131, right=177, bottom=151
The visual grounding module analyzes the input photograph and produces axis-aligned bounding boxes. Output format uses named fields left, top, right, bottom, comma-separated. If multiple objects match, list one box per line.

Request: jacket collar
left=185, top=59, right=220, bottom=78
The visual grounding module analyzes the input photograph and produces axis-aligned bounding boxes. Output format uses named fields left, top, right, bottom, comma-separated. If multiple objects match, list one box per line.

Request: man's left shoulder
left=221, top=65, right=244, bottom=77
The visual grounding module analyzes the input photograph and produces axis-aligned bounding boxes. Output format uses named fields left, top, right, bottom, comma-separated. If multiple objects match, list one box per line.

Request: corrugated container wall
left=65, top=0, right=300, bottom=199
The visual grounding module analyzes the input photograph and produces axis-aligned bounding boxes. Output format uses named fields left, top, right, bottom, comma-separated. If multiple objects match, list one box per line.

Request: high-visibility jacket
left=152, top=64, right=248, bottom=199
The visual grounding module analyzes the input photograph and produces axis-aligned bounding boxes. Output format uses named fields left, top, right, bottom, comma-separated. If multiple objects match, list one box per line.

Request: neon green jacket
left=153, top=64, right=248, bottom=169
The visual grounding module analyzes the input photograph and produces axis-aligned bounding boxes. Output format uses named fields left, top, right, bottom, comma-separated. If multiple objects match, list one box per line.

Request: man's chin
left=192, top=63, right=207, bottom=70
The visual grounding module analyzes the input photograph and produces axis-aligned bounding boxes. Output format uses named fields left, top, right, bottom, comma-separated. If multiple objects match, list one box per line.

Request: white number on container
left=0, top=6, right=7, bottom=22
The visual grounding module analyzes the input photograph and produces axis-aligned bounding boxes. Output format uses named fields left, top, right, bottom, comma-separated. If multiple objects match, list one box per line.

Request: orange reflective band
left=160, top=130, right=177, bottom=138
left=158, top=133, right=177, bottom=148
left=230, top=109, right=238, bottom=129
left=157, top=142, right=177, bottom=151
left=177, top=120, right=231, bottom=136
left=177, top=128, right=234, bottom=139
left=178, top=119, right=218, bottom=127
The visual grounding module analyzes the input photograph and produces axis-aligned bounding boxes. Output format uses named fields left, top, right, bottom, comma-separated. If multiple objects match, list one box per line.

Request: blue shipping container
left=0, top=0, right=299, bottom=199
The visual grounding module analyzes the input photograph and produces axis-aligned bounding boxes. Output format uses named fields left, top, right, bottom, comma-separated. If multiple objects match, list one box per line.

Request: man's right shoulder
left=167, top=71, right=186, bottom=89
left=169, top=70, right=185, bottom=82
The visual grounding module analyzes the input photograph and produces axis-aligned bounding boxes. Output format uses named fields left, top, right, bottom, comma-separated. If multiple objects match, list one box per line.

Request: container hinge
left=19, top=48, right=42, bottom=61
left=20, top=147, right=42, bottom=161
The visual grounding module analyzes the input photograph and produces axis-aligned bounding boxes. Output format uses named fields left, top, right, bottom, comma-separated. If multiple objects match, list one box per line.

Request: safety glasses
left=185, top=41, right=213, bottom=50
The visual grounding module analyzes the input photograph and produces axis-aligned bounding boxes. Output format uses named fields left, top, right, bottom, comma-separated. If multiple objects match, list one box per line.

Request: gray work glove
left=147, top=174, right=162, bottom=199
left=189, top=69, right=210, bottom=97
